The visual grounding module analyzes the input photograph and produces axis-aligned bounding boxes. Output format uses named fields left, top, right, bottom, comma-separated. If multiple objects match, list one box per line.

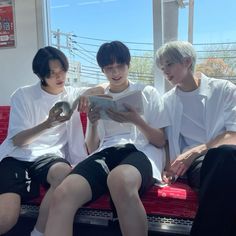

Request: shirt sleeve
left=143, top=86, right=171, bottom=129
left=8, top=88, right=32, bottom=138
left=70, top=87, right=90, bottom=101
left=223, top=81, right=236, bottom=131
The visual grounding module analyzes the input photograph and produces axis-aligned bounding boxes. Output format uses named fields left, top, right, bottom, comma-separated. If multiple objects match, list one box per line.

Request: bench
left=0, top=106, right=198, bottom=235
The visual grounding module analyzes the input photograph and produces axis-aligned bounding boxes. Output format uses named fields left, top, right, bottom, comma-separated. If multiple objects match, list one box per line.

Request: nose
left=111, top=67, right=119, bottom=75
left=55, top=71, right=65, bottom=78
left=163, top=67, right=170, bottom=75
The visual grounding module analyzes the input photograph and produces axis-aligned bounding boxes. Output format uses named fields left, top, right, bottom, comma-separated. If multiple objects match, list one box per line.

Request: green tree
left=129, top=52, right=154, bottom=85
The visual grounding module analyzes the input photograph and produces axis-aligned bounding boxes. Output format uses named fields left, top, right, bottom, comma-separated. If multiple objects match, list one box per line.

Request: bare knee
left=51, top=184, right=70, bottom=208
left=107, top=165, right=141, bottom=201
left=0, top=193, right=21, bottom=234
left=47, top=163, right=71, bottom=188
left=50, top=175, right=91, bottom=213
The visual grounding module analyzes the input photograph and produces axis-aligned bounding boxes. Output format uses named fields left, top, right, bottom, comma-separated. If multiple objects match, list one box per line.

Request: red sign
left=0, top=0, right=15, bottom=48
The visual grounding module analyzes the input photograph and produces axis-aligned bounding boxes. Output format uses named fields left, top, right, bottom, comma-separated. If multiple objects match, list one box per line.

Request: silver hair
left=155, top=41, right=197, bottom=72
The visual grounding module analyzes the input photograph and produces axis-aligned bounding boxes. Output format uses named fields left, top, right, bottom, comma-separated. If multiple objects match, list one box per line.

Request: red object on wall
left=0, top=1, right=16, bottom=48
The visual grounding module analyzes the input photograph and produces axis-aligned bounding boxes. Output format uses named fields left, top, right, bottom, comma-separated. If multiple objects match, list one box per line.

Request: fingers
left=170, top=160, right=187, bottom=177
left=88, top=106, right=100, bottom=123
left=78, top=96, right=90, bottom=112
left=162, top=171, right=178, bottom=185
left=48, top=106, right=72, bottom=127
left=50, top=106, right=62, bottom=116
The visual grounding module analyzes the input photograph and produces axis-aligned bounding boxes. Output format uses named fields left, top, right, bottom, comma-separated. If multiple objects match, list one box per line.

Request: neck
left=109, top=81, right=129, bottom=93
left=41, top=85, right=63, bottom=95
left=178, top=75, right=200, bottom=92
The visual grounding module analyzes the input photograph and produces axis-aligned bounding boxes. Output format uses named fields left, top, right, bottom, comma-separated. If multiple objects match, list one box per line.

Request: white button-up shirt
left=164, top=74, right=236, bottom=162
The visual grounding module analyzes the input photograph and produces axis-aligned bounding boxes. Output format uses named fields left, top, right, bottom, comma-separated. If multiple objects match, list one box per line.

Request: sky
left=50, top=0, right=236, bottom=45
left=49, top=0, right=236, bottom=82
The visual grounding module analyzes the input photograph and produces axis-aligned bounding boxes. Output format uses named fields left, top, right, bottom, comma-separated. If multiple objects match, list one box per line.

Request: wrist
left=191, top=144, right=208, bottom=161
left=134, top=115, right=145, bottom=127
left=89, top=120, right=98, bottom=128
left=42, top=119, right=53, bottom=129
left=199, top=143, right=208, bottom=155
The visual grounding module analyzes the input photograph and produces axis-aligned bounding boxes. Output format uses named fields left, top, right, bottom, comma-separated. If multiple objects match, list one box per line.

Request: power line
left=51, top=30, right=236, bottom=86
left=74, top=35, right=153, bottom=45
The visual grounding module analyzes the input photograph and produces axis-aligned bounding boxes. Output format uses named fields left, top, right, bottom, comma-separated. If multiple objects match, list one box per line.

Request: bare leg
left=44, top=174, right=92, bottom=236
left=107, top=164, right=148, bottom=236
left=33, top=163, right=71, bottom=233
left=0, top=193, right=21, bottom=234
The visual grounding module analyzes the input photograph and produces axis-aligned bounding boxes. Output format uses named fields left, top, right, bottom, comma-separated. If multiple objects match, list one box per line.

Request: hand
left=106, top=104, right=141, bottom=124
left=73, top=95, right=90, bottom=113
left=87, top=105, right=100, bottom=125
left=46, top=105, right=71, bottom=127
left=162, top=170, right=178, bottom=185
left=169, top=145, right=205, bottom=176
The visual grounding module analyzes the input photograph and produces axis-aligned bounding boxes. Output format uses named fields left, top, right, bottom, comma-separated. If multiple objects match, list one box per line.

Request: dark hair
left=96, top=41, right=131, bottom=69
left=32, top=46, right=69, bottom=86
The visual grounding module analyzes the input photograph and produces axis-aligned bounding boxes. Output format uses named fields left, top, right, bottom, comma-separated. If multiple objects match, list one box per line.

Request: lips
left=56, top=81, right=65, bottom=85
left=112, top=76, right=122, bottom=81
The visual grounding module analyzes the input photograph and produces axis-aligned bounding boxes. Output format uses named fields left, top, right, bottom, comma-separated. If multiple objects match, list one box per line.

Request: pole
left=188, top=0, right=194, bottom=43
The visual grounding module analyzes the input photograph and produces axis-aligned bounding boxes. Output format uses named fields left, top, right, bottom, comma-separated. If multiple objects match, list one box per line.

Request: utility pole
left=188, top=0, right=194, bottom=43
left=177, top=0, right=194, bottom=43
left=51, top=29, right=72, bottom=50
left=51, top=29, right=81, bottom=86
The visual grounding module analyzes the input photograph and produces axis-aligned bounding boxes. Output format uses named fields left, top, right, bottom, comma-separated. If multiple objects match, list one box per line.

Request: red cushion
left=27, top=180, right=198, bottom=219
left=0, top=106, right=198, bottom=219
left=80, top=112, right=87, bottom=135
left=142, top=180, right=198, bottom=218
left=83, top=180, right=198, bottom=219
left=29, top=182, right=198, bottom=219
left=0, top=106, right=10, bottom=144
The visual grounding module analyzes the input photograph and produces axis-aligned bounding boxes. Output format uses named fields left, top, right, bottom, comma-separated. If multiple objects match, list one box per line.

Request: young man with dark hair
left=0, top=46, right=104, bottom=236
left=44, top=41, right=170, bottom=236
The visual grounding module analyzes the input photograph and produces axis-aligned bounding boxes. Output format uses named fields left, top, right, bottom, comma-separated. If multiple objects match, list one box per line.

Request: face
left=43, top=59, right=67, bottom=94
left=103, top=62, right=129, bottom=92
left=159, top=58, right=191, bottom=87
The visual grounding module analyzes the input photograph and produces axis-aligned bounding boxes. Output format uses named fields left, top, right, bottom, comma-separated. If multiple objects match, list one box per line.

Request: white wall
left=0, top=0, right=45, bottom=105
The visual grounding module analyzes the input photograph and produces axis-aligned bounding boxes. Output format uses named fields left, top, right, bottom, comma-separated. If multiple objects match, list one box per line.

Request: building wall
left=0, top=0, right=43, bottom=105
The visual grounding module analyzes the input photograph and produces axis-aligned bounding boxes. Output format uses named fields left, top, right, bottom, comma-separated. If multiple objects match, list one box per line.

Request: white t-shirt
left=92, top=81, right=170, bottom=181
left=0, top=82, right=88, bottom=163
left=102, top=88, right=135, bottom=148
left=177, top=87, right=206, bottom=152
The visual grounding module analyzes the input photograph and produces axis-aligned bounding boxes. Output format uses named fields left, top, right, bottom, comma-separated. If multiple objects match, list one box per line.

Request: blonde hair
left=155, top=41, right=197, bottom=72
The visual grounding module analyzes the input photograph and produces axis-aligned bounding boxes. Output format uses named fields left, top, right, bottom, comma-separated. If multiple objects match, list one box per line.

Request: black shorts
left=0, top=154, right=70, bottom=202
left=71, top=144, right=154, bottom=201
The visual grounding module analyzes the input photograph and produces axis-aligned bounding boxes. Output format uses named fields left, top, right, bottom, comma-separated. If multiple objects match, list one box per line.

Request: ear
left=183, top=57, right=192, bottom=70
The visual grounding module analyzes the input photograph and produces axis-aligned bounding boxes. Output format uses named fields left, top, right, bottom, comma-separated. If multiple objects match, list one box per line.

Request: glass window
left=49, top=0, right=154, bottom=87
left=48, top=0, right=236, bottom=88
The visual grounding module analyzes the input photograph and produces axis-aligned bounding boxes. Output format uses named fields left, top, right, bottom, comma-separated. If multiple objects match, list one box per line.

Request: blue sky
left=49, top=0, right=236, bottom=74
left=178, top=0, right=236, bottom=43
left=50, top=0, right=236, bottom=45
left=50, top=0, right=153, bottom=43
